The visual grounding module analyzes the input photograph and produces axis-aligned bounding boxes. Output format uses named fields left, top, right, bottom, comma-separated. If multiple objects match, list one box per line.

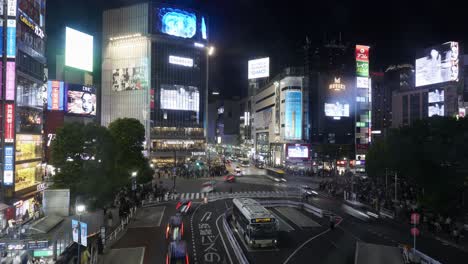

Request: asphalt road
left=102, top=168, right=467, bottom=264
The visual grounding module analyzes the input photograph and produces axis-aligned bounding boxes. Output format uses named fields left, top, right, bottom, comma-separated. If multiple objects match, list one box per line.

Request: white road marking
left=216, top=214, right=234, bottom=264
left=195, top=193, right=200, bottom=199
left=181, top=193, right=186, bottom=199
left=156, top=206, right=166, bottom=227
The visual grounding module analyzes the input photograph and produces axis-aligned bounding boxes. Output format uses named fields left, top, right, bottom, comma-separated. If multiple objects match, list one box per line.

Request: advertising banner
left=4, top=145, right=14, bottom=186
left=286, top=144, right=310, bottom=159
left=72, top=220, right=88, bottom=246
left=7, top=0, right=16, bottom=17
left=160, top=84, right=199, bottom=111
left=416, top=41, right=459, bottom=87
left=248, top=57, right=270, bottom=79
left=6, top=61, right=15, bottom=100
left=6, top=19, right=15, bottom=58
left=47, top=80, right=65, bottom=110
left=284, top=91, right=302, bottom=140
left=5, top=103, right=14, bottom=142
left=0, top=22, right=3, bottom=56
left=67, top=84, right=96, bottom=116
left=112, top=67, right=148, bottom=91
left=356, top=45, right=370, bottom=62
left=356, top=61, right=369, bottom=77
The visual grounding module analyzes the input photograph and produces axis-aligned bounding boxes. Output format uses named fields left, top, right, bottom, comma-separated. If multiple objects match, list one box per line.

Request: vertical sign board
left=7, top=0, right=16, bottom=17
left=6, top=61, right=15, bottom=100
left=47, top=80, right=65, bottom=110
left=72, top=220, right=88, bottom=246
left=6, top=19, right=15, bottom=58
left=4, top=103, right=14, bottom=142
left=4, top=146, right=14, bottom=185
left=0, top=19, right=3, bottom=56
left=355, top=45, right=371, bottom=168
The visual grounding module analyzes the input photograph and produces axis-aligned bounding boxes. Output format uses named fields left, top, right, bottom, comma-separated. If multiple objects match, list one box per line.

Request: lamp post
left=76, top=204, right=86, bottom=264
left=205, top=46, right=215, bottom=143
left=131, top=171, right=137, bottom=191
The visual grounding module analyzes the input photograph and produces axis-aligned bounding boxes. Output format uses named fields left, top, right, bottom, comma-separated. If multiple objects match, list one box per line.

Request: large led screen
left=284, top=91, right=302, bottom=140
left=65, top=27, right=93, bottom=72
left=66, top=84, right=96, bottom=116
left=248, top=57, right=270, bottom=79
left=428, top=89, right=444, bottom=103
left=416, top=41, right=459, bottom=87
left=325, top=102, right=350, bottom=117
left=160, top=85, right=199, bottom=112
left=287, top=144, right=309, bottom=159
left=112, top=67, right=148, bottom=91
left=428, top=104, right=444, bottom=117
left=157, top=8, right=196, bottom=39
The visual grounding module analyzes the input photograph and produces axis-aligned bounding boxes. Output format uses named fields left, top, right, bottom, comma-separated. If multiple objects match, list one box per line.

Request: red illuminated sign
left=356, top=45, right=370, bottom=62
left=5, top=104, right=15, bottom=143
left=51, top=81, right=61, bottom=110
left=356, top=144, right=369, bottom=150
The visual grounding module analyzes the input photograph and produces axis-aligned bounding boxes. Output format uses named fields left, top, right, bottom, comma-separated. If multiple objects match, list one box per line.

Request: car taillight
left=186, top=254, right=189, bottom=264
left=166, top=254, right=169, bottom=264
left=187, top=201, right=192, bottom=210
left=176, top=202, right=181, bottom=210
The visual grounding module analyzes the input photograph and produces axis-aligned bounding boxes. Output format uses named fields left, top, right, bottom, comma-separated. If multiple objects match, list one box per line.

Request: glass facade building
left=102, top=2, right=208, bottom=165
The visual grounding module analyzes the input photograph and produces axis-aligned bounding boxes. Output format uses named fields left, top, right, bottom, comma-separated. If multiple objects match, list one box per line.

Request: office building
left=101, top=2, right=210, bottom=165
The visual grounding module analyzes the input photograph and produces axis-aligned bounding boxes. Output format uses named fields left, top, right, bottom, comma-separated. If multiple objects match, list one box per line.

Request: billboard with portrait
left=325, top=102, right=350, bottom=117
left=160, top=84, right=199, bottom=111
left=416, top=41, right=459, bottom=87
left=112, top=67, right=148, bottom=91
left=286, top=144, right=310, bottom=159
left=66, top=84, right=96, bottom=116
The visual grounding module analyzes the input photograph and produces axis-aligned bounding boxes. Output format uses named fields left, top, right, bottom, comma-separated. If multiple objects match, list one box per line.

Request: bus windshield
left=250, top=223, right=277, bottom=240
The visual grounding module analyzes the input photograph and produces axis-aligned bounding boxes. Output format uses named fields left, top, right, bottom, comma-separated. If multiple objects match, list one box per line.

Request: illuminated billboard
left=157, top=8, right=196, bottom=38
left=325, top=102, right=350, bottom=117
left=47, top=80, right=65, bottom=110
left=4, top=145, right=14, bottom=186
left=169, top=55, right=193, bottom=67
left=4, top=103, right=15, bottom=143
left=284, top=91, right=302, bottom=140
left=248, top=57, right=270, bottom=79
left=65, top=27, right=93, bottom=72
left=66, top=84, right=96, bottom=116
left=201, top=16, right=207, bottom=40
left=255, top=108, right=272, bottom=130
left=112, top=67, right=148, bottom=91
left=7, top=19, right=16, bottom=58
left=356, top=77, right=369, bottom=88
left=428, top=89, right=444, bottom=103
left=415, top=41, right=459, bottom=87
left=6, top=61, right=15, bottom=100
left=16, top=134, right=43, bottom=162
left=160, top=84, right=199, bottom=111
left=428, top=104, right=444, bottom=117
left=286, top=144, right=309, bottom=159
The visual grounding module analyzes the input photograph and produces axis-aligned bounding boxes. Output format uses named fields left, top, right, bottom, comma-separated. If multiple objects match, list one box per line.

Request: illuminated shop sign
left=6, top=19, right=16, bottom=58
left=19, top=10, right=45, bottom=39
left=169, top=55, right=193, bottom=67
left=6, top=61, right=15, bottom=100
left=4, top=145, right=14, bottom=186
left=7, top=0, right=16, bottom=17
left=329, top=77, right=346, bottom=91
left=356, top=77, right=369, bottom=88
left=5, top=104, right=15, bottom=142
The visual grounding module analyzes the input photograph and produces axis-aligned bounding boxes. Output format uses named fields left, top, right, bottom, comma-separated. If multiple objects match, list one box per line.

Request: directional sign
left=411, top=227, right=420, bottom=237
left=411, top=213, right=420, bottom=225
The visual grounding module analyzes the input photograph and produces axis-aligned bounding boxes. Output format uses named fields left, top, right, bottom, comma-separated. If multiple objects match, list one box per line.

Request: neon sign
left=329, top=77, right=346, bottom=91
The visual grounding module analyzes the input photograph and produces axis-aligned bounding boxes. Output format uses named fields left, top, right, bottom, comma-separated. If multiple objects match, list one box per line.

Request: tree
left=366, top=116, right=468, bottom=213
left=108, top=118, right=153, bottom=184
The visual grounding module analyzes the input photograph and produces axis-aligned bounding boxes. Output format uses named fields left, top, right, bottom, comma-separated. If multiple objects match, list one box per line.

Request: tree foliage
left=50, top=119, right=153, bottom=207
left=366, top=116, right=468, bottom=212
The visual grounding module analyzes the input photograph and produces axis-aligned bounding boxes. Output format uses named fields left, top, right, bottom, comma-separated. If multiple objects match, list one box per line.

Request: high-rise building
left=1, top=0, right=47, bottom=223
left=101, top=2, right=209, bottom=165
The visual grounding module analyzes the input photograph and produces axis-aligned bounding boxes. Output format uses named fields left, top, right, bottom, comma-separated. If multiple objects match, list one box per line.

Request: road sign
left=411, top=213, right=420, bottom=224
left=411, top=227, right=420, bottom=236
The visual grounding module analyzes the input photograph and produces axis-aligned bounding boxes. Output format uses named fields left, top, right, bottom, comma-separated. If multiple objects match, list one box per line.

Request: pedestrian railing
left=103, top=206, right=137, bottom=249
left=207, top=190, right=302, bottom=202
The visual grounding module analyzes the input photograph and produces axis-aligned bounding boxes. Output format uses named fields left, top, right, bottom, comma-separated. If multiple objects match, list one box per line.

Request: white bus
left=232, top=198, right=279, bottom=248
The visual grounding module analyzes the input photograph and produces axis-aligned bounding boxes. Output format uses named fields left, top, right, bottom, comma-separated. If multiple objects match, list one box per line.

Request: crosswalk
left=170, top=190, right=300, bottom=201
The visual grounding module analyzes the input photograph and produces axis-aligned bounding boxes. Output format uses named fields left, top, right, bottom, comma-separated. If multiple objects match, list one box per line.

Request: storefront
left=14, top=161, right=42, bottom=193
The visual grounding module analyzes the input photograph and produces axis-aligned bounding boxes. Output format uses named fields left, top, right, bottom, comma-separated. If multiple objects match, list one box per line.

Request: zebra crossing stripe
left=181, top=193, right=186, bottom=199
left=195, top=193, right=200, bottom=199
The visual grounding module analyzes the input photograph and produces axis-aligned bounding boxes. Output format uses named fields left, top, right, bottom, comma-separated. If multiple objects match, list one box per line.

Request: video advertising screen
left=112, top=67, right=148, bottom=92
left=160, top=85, right=199, bottom=111
left=428, top=89, right=444, bottom=103
left=156, top=7, right=197, bottom=39
left=428, top=104, right=444, bottom=117
left=65, top=27, right=93, bottom=72
left=415, top=41, right=459, bottom=87
left=66, top=84, right=96, bottom=116
left=325, top=102, right=350, bottom=117
left=287, top=144, right=309, bottom=159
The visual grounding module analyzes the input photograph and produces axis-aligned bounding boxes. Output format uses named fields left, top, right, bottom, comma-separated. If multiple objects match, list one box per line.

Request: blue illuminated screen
left=158, top=8, right=197, bottom=38
left=284, top=91, right=302, bottom=140
left=201, top=17, right=207, bottom=40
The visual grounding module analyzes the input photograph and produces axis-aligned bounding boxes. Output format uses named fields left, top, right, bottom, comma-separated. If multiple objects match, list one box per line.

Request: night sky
left=46, top=0, right=468, bottom=98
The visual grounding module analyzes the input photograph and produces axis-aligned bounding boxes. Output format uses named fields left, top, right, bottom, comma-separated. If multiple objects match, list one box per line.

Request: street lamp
left=208, top=46, right=215, bottom=56
left=131, top=171, right=137, bottom=191
left=131, top=171, right=137, bottom=178
left=76, top=204, right=86, bottom=264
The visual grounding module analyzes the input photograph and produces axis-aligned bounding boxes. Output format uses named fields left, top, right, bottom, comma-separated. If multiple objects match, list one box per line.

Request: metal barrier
left=412, top=249, right=442, bottom=264
left=222, top=209, right=249, bottom=264
left=103, top=206, right=137, bottom=249
left=380, top=208, right=395, bottom=219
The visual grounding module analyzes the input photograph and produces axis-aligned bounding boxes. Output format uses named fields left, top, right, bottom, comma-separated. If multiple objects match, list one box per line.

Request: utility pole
left=394, top=172, right=398, bottom=202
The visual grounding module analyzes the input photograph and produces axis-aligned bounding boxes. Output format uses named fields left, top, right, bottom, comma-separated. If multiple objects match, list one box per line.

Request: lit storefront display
left=14, top=161, right=42, bottom=192
left=16, top=134, right=43, bottom=162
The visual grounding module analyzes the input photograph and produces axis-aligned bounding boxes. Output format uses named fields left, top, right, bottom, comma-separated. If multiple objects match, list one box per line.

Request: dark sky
left=46, top=0, right=468, bottom=98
